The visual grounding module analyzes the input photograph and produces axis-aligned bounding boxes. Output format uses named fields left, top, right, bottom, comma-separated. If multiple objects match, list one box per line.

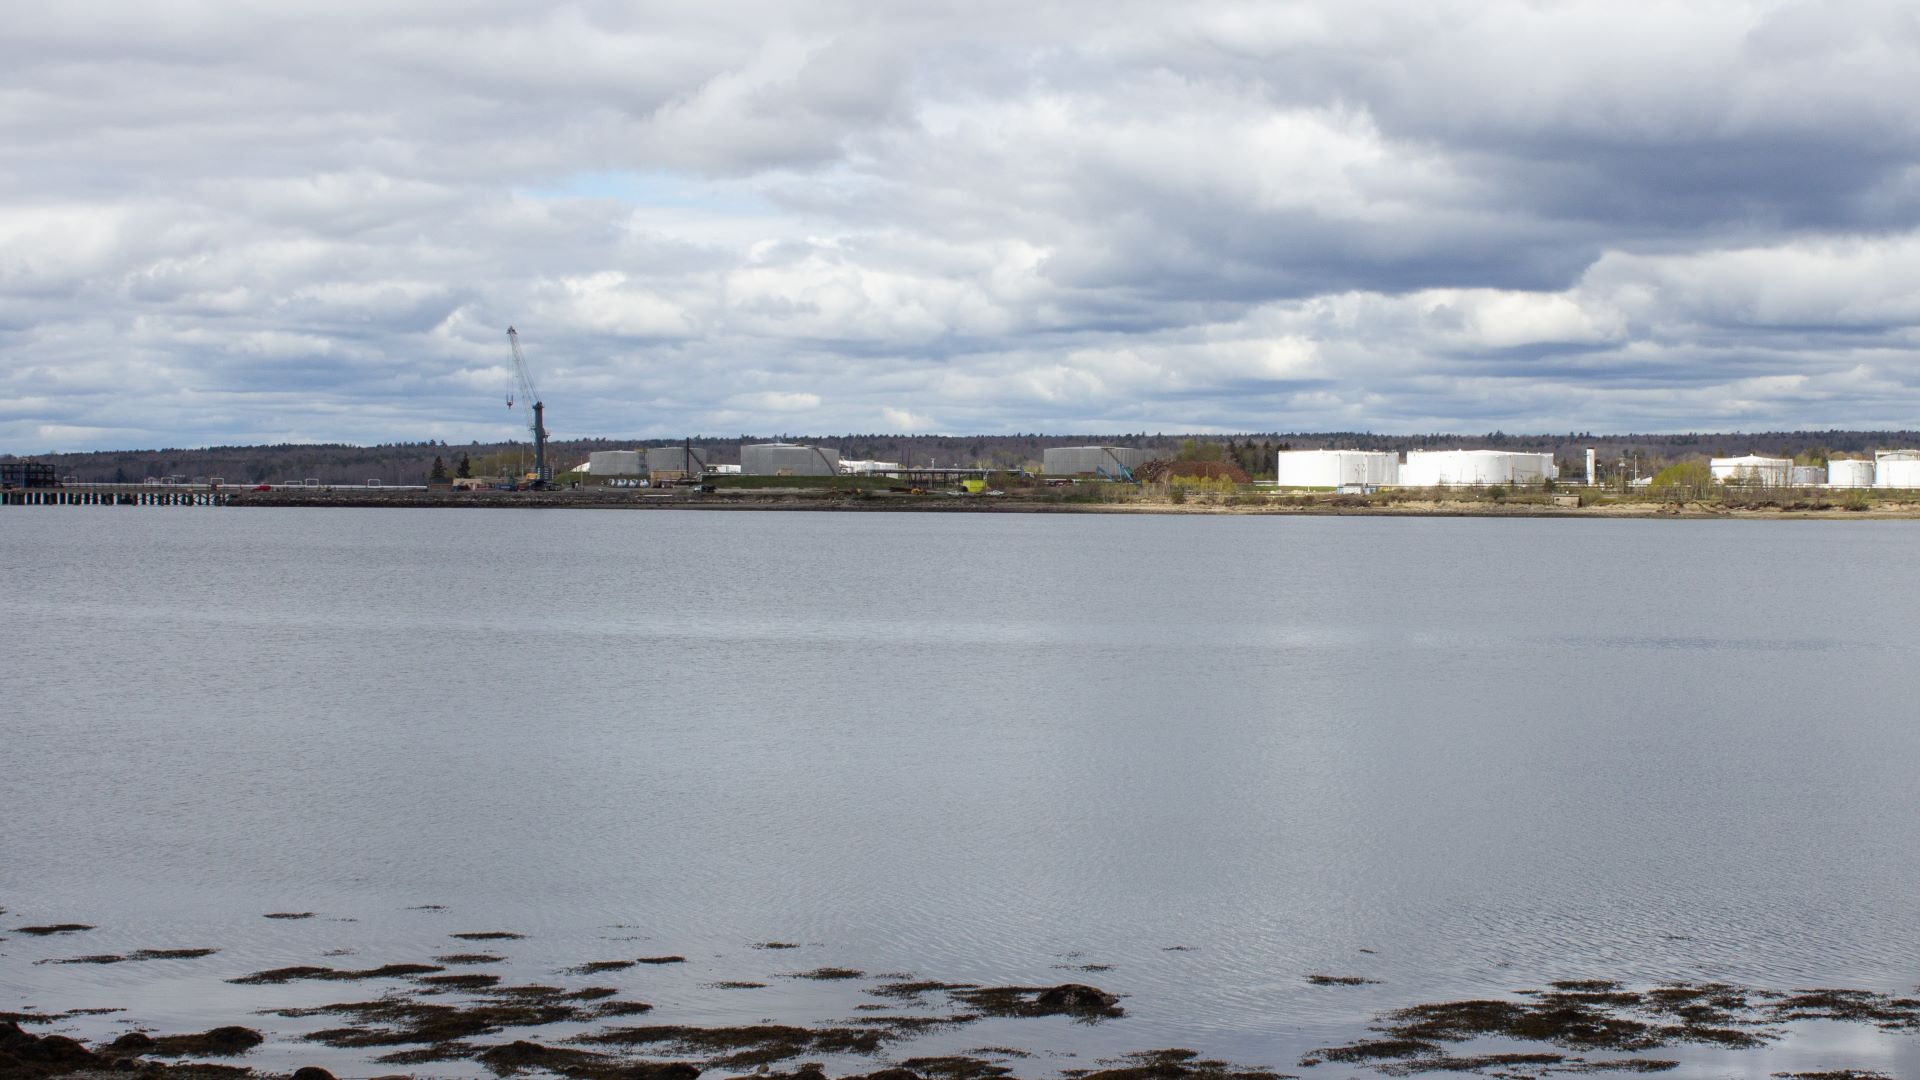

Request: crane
left=505, top=326, right=549, bottom=486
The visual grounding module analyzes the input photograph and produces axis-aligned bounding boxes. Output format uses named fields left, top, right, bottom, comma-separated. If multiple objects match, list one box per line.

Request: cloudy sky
left=5, top=0, right=1919, bottom=451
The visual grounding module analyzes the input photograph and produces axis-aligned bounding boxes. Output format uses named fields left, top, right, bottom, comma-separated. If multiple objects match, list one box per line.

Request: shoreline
left=187, top=488, right=1920, bottom=519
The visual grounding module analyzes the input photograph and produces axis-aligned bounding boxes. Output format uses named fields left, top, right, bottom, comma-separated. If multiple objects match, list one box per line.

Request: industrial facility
left=1828, top=459, right=1875, bottom=488
left=742, top=443, right=842, bottom=476
left=1400, top=450, right=1557, bottom=487
left=1710, top=454, right=1793, bottom=487
left=1876, top=450, right=1920, bottom=489
left=1272, top=450, right=1399, bottom=488
left=646, top=445, right=710, bottom=481
left=1042, top=446, right=1153, bottom=477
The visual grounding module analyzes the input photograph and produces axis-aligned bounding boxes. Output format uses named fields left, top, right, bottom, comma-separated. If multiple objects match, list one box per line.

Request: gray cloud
left=5, top=0, right=1920, bottom=451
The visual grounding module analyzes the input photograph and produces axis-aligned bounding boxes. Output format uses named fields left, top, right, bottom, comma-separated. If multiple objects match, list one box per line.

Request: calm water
left=4, top=508, right=1920, bottom=1077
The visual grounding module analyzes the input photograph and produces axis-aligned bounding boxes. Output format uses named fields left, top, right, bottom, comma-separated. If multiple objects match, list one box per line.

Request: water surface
left=4, top=509, right=1919, bottom=1076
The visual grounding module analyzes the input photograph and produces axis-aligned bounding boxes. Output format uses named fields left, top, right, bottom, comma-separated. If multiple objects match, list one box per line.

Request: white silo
left=1273, top=450, right=1399, bottom=488
left=1401, top=450, right=1556, bottom=487
left=1874, top=450, right=1920, bottom=489
left=1827, top=459, right=1875, bottom=488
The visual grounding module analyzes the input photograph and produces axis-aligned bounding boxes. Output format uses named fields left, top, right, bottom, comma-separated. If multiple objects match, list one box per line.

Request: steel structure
left=506, top=326, right=549, bottom=483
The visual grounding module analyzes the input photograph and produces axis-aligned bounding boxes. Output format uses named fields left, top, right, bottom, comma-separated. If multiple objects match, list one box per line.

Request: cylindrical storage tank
left=1273, top=450, right=1399, bottom=488
left=1042, top=446, right=1154, bottom=476
left=1790, top=465, right=1825, bottom=487
left=742, top=443, right=842, bottom=476
left=1874, top=450, right=1920, bottom=489
left=645, top=446, right=710, bottom=479
left=1827, top=459, right=1875, bottom=488
left=1710, top=455, right=1792, bottom=487
left=588, top=450, right=643, bottom=476
left=1401, top=450, right=1554, bottom=487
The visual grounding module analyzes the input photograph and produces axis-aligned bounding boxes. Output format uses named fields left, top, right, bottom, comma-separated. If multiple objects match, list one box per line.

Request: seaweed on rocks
left=571, top=961, right=637, bottom=975
left=636, top=956, right=686, bottom=965
left=452, top=932, right=526, bottom=941
left=436, top=953, right=505, bottom=965
left=754, top=942, right=802, bottom=950
left=590, top=1001, right=657, bottom=1018
left=896, top=1057, right=1013, bottom=1080
left=1306, top=975, right=1380, bottom=986
left=229, top=964, right=444, bottom=985
left=40, top=948, right=217, bottom=965
left=416, top=973, right=503, bottom=991
left=474, top=1040, right=701, bottom=1080
left=281, top=995, right=581, bottom=1048
left=1071, top=1048, right=1287, bottom=1080
left=706, top=981, right=767, bottom=990
left=14, top=925, right=93, bottom=937
left=1764, top=989, right=1920, bottom=1030
left=1, top=1021, right=104, bottom=1078
left=263, top=913, right=316, bottom=920
left=951, top=985, right=1123, bottom=1020
left=1770, top=1072, right=1893, bottom=1079
left=869, top=982, right=977, bottom=1001
left=145, top=1027, right=266, bottom=1058
left=787, top=968, right=866, bottom=981
left=580, top=1024, right=890, bottom=1068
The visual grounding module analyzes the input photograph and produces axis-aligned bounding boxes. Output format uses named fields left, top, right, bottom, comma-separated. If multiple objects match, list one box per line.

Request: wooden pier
left=1, top=486, right=231, bottom=507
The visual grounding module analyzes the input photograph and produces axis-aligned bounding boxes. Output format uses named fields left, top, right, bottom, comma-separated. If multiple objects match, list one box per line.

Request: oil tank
left=645, top=446, right=709, bottom=480
left=742, top=443, right=842, bottom=476
left=1709, top=455, right=1792, bottom=487
left=1874, top=450, right=1920, bottom=489
left=1273, top=450, right=1399, bottom=488
left=1042, top=446, right=1154, bottom=476
left=1827, top=458, right=1875, bottom=488
left=587, top=450, right=643, bottom=476
left=1400, top=450, right=1555, bottom=487
left=1790, top=465, right=1825, bottom=487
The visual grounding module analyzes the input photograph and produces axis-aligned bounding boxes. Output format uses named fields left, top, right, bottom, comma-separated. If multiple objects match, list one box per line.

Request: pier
left=1, top=484, right=232, bottom=507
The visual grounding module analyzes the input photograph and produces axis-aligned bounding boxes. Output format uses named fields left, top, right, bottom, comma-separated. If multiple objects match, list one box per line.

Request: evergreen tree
left=456, top=452, right=472, bottom=479
left=428, top=456, right=450, bottom=485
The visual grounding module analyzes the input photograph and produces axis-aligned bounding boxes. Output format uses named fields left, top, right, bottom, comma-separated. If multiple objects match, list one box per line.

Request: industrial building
left=742, top=443, right=841, bottom=476
left=1273, top=450, right=1399, bottom=488
left=1828, top=459, right=1875, bottom=488
left=1400, top=450, right=1556, bottom=487
left=1042, top=446, right=1153, bottom=477
left=1875, top=450, right=1920, bottom=488
left=646, top=446, right=710, bottom=481
left=1710, top=455, right=1792, bottom=487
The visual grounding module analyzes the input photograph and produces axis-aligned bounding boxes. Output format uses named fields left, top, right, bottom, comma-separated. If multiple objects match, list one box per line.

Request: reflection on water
left=4, top=510, right=1920, bottom=1076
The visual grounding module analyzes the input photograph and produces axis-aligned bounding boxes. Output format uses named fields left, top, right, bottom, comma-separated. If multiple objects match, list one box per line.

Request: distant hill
left=7, top=430, right=1918, bottom=485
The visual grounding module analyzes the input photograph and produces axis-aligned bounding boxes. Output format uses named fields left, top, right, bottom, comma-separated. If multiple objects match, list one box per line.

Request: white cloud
left=4, top=0, right=1920, bottom=450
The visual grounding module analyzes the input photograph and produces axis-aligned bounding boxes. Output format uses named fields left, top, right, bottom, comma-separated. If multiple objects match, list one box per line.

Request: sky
left=4, top=0, right=1920, bottom=451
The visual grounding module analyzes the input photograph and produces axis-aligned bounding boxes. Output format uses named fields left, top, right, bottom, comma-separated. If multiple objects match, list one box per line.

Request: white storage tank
left=1790, top=465, right=1825, bottom=487
left=1400, top=450, right=1556, bottom=487
left=1710, top=455, right=1792, bottom=487
left=742, top=443, right=842, bottom=476
left=1042, top=446, right=1154, bottom=476
left=1827, top=458, right=1875, bottom=488
left=1874, top=450, right=1920, bottom=489
left=1273, top=450, right=1399, bottom=488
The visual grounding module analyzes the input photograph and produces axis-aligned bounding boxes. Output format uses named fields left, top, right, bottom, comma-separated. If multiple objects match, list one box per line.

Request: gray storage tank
left=1042, top=446, right=1154, bottom=476
left=742, top=443, right=842, bottom=476
left=645, top=446, right=709, bottom=480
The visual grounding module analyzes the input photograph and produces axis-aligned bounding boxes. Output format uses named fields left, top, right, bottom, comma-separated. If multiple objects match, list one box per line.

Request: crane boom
left=505, top=326, right=549, bottom=483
